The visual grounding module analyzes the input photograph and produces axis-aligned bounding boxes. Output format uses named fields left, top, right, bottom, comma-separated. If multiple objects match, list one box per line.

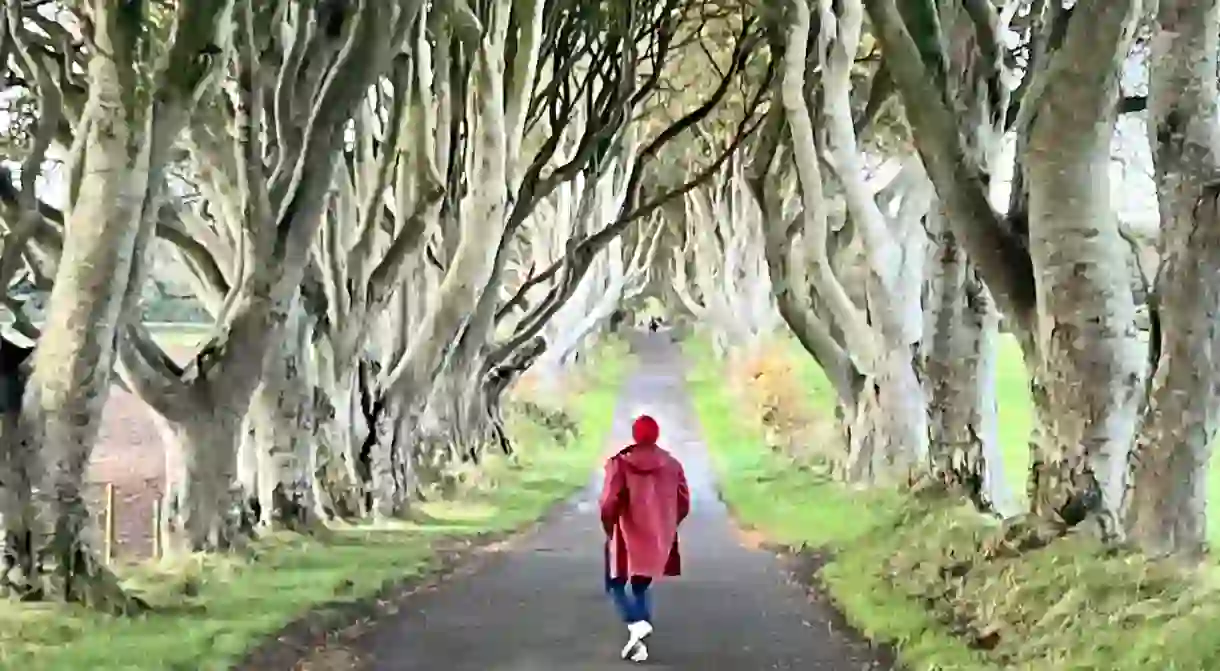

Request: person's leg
left=629, top=576, right=653, bottom=623
left=613, top=575, right=649, bottom=660
left=606, top=577, right=634, bottom=623
left=620, top=577, right=654, bottom=662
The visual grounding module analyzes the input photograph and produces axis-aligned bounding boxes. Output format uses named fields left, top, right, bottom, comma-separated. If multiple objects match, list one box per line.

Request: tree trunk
left=0, top=339, right=34, bottom=597
left=1024, top=1, right=1146, bottom=538
left=843, top=385, right=882, bottom=482
left=249, top=301, right=318, bottom=531
left=309, top=366, right=363, bottom=521
left=157, top=405, right=254, bottom=555
left=1125, top=0, right=1220, bottom=556
left=368, top=394, right=415, bottom=519
left=119, top=0, right=413, bottom=548
left=923, top=216, right=1010, bottom=513
left=13, top=3, right=158, bottom=609
left=854, top=341, right=923, bottom=481
left=380, top=28, right=510, bottom=419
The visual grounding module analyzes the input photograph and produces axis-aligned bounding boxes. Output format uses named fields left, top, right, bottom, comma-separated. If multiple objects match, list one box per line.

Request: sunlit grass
left=0, top=339, right=629, bottom=671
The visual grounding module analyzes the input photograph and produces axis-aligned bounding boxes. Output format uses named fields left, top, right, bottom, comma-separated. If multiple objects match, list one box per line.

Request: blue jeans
left=606, top=575, right=653, bottom=623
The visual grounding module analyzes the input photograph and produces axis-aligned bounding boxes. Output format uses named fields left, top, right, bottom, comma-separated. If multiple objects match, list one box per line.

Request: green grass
left=690, top=337, right=1220, bottom=671
left=992, top=337, right=1033, bottom=507
left=0, top=341, right=629, bottom=671
left=787, top=333, right=1220, bottom=542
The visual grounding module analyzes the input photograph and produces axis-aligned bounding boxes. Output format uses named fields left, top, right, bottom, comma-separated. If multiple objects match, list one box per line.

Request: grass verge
left=687, top=338, right=1220, bottom=671
left=0, top=341, right=629, bottom=671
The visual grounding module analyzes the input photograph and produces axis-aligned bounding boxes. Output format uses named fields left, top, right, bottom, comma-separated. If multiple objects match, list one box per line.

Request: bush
left=717, top=339, right=842, bottom=465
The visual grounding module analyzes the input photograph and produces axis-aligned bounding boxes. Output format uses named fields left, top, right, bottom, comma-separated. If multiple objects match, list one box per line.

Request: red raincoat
left=599, top=415, right=691, bottom=580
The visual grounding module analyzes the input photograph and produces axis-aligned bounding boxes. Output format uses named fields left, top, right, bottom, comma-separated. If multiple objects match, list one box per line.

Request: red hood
left=618, top=443, right=668, bottom=473
left=632, top=415, right=659, bottom=443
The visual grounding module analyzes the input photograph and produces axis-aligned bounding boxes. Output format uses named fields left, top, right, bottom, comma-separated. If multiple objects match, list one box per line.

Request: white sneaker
left=630, top=641, right=649, bottom=662
left=620, top=620, right=653, bottom=659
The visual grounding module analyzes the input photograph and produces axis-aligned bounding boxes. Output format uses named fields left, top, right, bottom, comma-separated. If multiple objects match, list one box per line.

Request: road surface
left=348, top=334, right=891, bottom=670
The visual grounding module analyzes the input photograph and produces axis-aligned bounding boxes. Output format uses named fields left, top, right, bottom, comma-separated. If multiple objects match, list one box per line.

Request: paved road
left=353, top=334, right=891, bottom=670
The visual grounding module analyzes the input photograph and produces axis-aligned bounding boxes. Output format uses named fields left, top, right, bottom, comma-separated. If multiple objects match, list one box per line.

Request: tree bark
left=12, top=0, right=161, bottom=610
left=922, top=210, right=1011, bottom=513
left=380, top=26, right=510, bottom=425
left=863, top=0, right=1036, bottom=333
left=155, top=403, right=253, bottom=554
left=120, top=1, right=414, bottom=550
left=1125, top=0, right=1220, bottom=556
left=1024, top=1, right=1146, bottom=538
left=249, top=296, right=319, bottom=531
left=0, top=339, right=34, bottom=598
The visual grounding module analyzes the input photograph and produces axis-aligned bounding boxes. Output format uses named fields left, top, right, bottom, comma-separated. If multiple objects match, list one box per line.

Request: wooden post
left=103, top=483, right=116, bottom=565
left=152, top=499, right=163, bottom=560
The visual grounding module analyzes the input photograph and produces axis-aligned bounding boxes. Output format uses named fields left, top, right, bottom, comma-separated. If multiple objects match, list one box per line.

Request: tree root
left=3, top=545, right=148, bottom=615
left=43, top=559, right=149, bottom=616
left=980, top=513, right=1064, bottom=560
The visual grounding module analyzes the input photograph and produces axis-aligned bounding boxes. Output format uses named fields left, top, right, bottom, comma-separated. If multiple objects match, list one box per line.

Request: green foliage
left=0, top=343, right=630, bottom=670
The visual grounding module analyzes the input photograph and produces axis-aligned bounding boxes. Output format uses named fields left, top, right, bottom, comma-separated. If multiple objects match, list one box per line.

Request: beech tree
left=115, top=0, right=416, bottom=553
left=672, top=156, right=779, bottom=356
left=863, top=0, right=1220, bottom=551
left=747, top=0, right=936, bottom=484
left=0, top=0, right=232, bottom=609
left=1124, top=0, right=1220, bottom=556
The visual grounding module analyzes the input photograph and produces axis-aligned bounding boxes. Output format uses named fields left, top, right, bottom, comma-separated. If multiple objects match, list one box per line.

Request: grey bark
left=7, top=0, right=230, bottom=609
left=1124, top=0, right=1220, bottom=556
left=1023, top=1, right=1146, bottom=539
left=922, top=209, right=1011, bottom=514
left=119, top=0, right=416, bottom=552
left=249, top=295, right=319, bottom=530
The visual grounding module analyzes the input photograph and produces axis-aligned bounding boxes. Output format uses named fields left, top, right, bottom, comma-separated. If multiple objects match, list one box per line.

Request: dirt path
left=347, top=334, right=891, bottom=670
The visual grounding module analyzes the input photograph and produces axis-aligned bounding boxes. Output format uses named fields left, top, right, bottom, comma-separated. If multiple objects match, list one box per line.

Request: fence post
left=103, top=483, right=116, bottom=564
left=152, top=498, right=163, bottom=560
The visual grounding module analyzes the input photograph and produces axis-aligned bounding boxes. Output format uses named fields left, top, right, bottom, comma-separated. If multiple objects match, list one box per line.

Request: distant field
left=145, top=323, right=210, bottom=361
left=0, top=321, right=211, bottom=361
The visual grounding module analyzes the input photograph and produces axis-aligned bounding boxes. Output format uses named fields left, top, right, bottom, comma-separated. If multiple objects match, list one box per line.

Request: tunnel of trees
left=0, top=0, right=1213, bottom=623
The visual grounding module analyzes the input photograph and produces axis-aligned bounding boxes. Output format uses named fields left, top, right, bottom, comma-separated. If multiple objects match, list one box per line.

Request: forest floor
left=300, top=333, right=894, bottom=670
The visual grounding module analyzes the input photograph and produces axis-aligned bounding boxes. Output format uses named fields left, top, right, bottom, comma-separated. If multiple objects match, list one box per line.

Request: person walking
left=599, top=414, right=691, bottom=662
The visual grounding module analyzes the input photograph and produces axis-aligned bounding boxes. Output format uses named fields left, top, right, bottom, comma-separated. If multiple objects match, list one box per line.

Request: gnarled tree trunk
left=249, top=295, right=319, bottom=530
left=772, top=0, right=932, bottom=481
left=1023, top=1, right=1146, bottom=538
left=922, top=209, right=1011, bottom=513
left=12, top=0, right=228, bottom=609
left=120, top=1, right=415, bottom=552
left=1125, top=0, right=1220, bottom=556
